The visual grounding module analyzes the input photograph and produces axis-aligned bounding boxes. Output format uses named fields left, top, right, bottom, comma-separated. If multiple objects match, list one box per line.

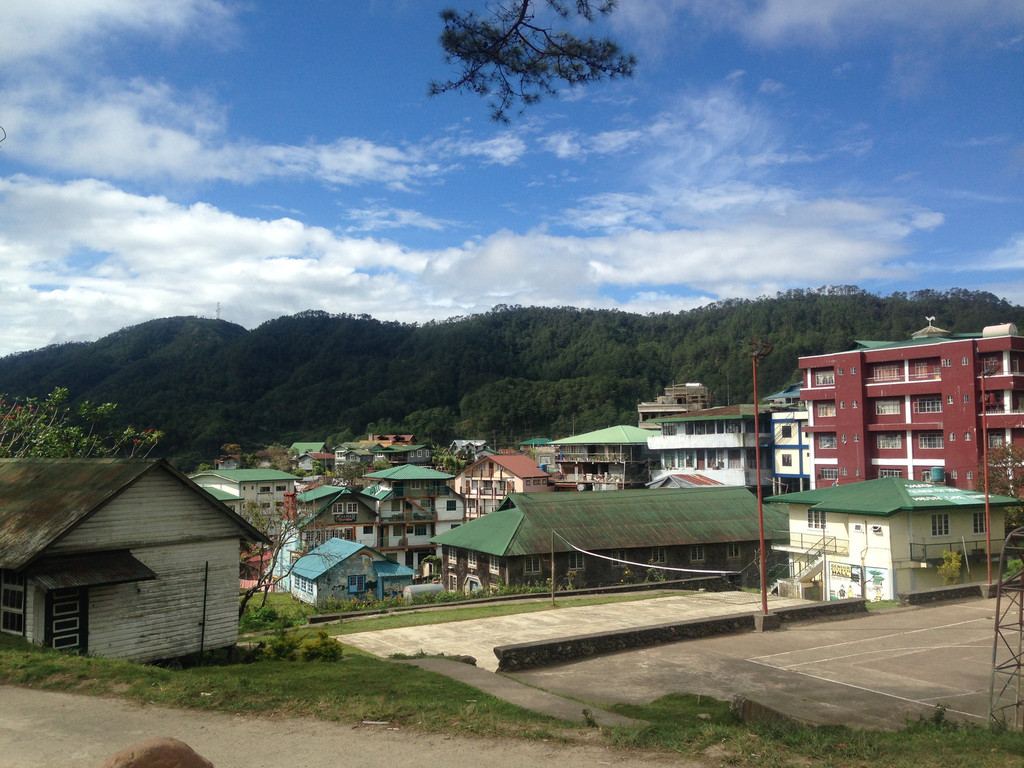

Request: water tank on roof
left=983, top=323, right=1018, bottom=337
left=930, top=467, right=945, bottom=483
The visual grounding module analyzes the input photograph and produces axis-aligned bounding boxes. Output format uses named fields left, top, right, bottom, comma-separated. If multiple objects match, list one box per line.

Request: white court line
left=744, top=657, right=987, bottom=722
left=749, top=616, right=993, bottom=665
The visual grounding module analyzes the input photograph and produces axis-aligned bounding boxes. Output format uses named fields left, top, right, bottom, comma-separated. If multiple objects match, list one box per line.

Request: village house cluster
left=1, top=320, right=1021, bottom=659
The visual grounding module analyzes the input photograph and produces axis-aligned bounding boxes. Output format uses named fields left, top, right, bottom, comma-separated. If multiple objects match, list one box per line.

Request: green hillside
left=0, top=287, right=1018, bottom=469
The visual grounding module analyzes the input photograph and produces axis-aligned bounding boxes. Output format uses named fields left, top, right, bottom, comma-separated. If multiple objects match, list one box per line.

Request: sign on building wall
left=828, top=562, right=892, bottom=602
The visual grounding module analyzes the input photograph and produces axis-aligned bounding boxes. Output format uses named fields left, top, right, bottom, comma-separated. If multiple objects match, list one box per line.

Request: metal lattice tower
left=989, top=526, right=1024, bottom=729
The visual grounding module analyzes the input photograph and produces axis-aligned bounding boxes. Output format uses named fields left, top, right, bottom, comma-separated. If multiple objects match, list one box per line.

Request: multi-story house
left=551, top=425, right=657, bottom=490
left=190, top=468, right=299, bottom=516
left=454, top=454, right=552, bottom=520
left=646, top=405, right=771, bottom=491
left=771, top=409, right=811, bottom=494
left=362, top=464, right=465, bottom=571
left=768, top=477, right=1017, bottom=599
left=798, top=321, right=1024, bottom=489
left=637, top=382, right=710, bottom=427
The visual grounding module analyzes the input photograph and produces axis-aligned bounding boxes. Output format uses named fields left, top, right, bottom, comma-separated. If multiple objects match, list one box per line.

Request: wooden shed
left=0, top=458, right=267, bottom=661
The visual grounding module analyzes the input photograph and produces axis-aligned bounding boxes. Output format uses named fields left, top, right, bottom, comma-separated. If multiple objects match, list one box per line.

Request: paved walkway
left=344, top=591, right=808, bottom=671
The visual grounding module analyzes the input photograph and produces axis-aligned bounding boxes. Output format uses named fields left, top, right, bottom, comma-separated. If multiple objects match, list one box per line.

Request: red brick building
left=798, top=322, right=1024, bottom=489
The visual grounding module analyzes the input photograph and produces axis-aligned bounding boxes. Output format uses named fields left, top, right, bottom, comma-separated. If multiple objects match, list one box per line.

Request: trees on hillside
left=0, top=387, right=162, bottom=458
left=430, top=0, right=636, bottom=121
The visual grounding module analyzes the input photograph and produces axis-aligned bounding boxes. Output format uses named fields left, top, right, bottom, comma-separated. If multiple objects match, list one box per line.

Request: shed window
left=348, top=575, right=366, bottom=593
left=568, top=551, right=585, bottom=570
left=524, top=555, right=541, bottom=574
left=1, top=569, right=26, bottom=635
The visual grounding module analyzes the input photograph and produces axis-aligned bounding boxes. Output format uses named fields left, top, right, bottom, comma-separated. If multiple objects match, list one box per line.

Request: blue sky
left=1, top=1, right=1022, bottom=356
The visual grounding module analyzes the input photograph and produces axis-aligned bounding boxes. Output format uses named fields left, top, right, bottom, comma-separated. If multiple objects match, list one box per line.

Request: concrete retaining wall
left=897, top=582, right=994, bottom=606
left=494, top=598, right=869, bottom=672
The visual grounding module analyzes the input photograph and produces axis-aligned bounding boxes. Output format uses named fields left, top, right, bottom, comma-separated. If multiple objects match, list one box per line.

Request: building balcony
left=556, top=451, right=632, bottom=462
left=772, top=530, right=850, bottom=557
left=379, top=510, right=436, bottom=523
left=907, top=538, right=991, bottom=565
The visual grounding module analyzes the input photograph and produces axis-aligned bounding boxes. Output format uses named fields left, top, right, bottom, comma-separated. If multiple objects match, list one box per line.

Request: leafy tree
left=430, top=0, right=636, bottom=122
left=984, top=443, right=1024, bottom=529
left=0, top=387, right=162, bottom=458
left=237, top=500, right=301, bottom=617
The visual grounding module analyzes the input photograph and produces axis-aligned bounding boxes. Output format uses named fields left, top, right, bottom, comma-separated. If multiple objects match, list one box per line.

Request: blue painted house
left=289, top=537, right=414, bottom=605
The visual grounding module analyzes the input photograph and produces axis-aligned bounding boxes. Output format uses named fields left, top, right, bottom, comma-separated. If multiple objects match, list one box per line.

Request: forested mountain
left=1, top=287, right=1019, bottom=470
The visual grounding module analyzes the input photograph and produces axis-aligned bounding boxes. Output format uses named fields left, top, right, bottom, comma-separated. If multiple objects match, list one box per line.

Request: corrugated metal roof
left=432, top=487, right=784, bottom=557
left=373, top=560, right=415, bottom=578
left=27, top=550, right=157, bottom=590
left=364, top=465, right=453, bottom=481
left=766, top=478, right=1022, bottom=517
left=552, top=425, right=658, bottom=445
left=653, top=404, right=759, bottom=423
left=292, top=537, right=402, bottom=580
left=0, top=458, right=269, bottom=571
left=463, top=454, right=547, bottom=478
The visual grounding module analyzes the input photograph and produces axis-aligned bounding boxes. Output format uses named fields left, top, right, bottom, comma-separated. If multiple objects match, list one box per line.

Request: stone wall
left=494, top=598, right=869, bottom=672
left=897, top=583, right=992, bottom=606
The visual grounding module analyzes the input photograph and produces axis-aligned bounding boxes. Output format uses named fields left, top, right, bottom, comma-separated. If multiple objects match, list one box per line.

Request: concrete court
left=344, top=593, right=1004, bottom=730
left=512, top=597, right=1001, bottom=729
left=342, top=591, right=809, bottom=672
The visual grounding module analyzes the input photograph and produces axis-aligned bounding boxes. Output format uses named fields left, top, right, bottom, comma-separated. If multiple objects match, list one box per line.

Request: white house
left=0, top=458, right=266, bottom=661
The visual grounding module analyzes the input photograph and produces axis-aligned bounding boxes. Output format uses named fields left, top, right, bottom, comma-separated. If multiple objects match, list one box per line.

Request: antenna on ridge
left=216, top=302, right=221, bottom=321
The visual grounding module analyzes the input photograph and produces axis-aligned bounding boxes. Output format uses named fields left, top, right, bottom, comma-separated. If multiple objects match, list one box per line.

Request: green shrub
left=263, top=629, right=302, bottom=661
left=938, top=550, right=962, bottom=585
left=299, top=630, right=344, bottom=662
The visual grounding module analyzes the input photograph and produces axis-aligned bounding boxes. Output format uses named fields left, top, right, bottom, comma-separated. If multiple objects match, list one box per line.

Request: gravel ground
left=0, top=686, right=702, bottom=768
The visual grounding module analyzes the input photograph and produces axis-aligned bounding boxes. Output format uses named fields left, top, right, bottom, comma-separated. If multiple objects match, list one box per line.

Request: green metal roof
left=850, top=333, right=981, bottom=352
left=371, top=444, right=427, bottom=454
left=766, top=478, right=1021, bottom=517
left=552, top=425, right=658, bottom=445
left=431, top=487, right=785, bottom=557
left=297, top=485, right=347, bottom=503
left=290, top=442, right=326, bottom=454
left=363, top=465, right=453, bottom=480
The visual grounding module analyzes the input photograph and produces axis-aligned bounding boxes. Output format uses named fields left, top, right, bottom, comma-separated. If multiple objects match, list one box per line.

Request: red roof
left=480, top=454, right=548, bottom=478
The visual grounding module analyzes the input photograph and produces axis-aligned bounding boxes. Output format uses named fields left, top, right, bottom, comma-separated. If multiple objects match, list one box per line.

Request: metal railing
left=909, top=538, right=990, bottom=563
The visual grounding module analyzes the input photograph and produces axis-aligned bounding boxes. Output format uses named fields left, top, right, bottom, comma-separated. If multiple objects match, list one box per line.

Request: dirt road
left=0, top=686, right=697, bottom=768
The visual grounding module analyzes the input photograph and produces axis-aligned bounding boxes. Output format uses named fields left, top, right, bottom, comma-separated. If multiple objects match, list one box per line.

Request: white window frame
left=690, top=545, right=705, bottom=562
left=973, top=512, right=987, bottom=535
left=468, top=551, right=477, bottom=568
left=818, top=434, right=838, bottom=450
left=931, top=513, right=950, bottom=537
left=650, top=547, right=667, bottom=564
left=808, top=509, right=826, bottom=530
left=524, top=554, right=541, bottom=574
left=1, top=569, right=26, bottom=636
left=817, top=402, right=837, bottom=418
left=568, top=551, right=585, bottom=571
left=914, top=397, right=942, bottom=414
left=875, top=399, right=901, bottom=415
left=918, top=433, right=944, bottom=449
left=878, top=469, right=902, bottom=478
left=814, top=370, right=835, bottom=386
left=877, top=433, right=902, bottom=449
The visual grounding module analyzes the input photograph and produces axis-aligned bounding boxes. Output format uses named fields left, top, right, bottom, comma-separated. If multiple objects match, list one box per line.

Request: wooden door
left=45, top=588, right=88, bottom=652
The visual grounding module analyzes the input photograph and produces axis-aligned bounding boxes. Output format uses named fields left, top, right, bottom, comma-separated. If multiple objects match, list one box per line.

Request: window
left=840, top=400, right=845, bottom=410
left=940, top=359, right=952, bottom=368
left=814, top=370, right=835, bottom=386
left=949, top=432, right=956, bottom=442
left=276, top=484, right=287, bottom=492
left=974, top=512, right=987, bottom=535
left=780, top=425, right=793, bottom=439
left=362, top=525, right=374, bottom=535
left=651, top=547, right=667, bottom=564
left=414, top=524, right=427, bottom=536
left=781, top=454, right=793, bottom=467
left=962, top=357, right=969, bottom=365
left=873, top=364, right=900, bottom=382
left=468, top=551, right=477, bottom=568
left=989, top=433, right=1005, bottom=449
left=690, top=545, right=705, bottom=562
left=524, top=554, right=541, bottom=574
left=727, top=543, right=741, bottom=559
left=967, top=470, right=974, bottom=480
left=820, top=467, right=839, bottom=480
left=348, top=575, right=365, bottom=593
left=914, top=397, right=942, bottom=413
left=918, top=433, right=943, bottom=449
left=837, top=368, right=844, bottom=375
left=489, top=557, right=501, bottom=575
left=817, top=402, right=836, bottom=418
left=931, top=513, right=949, bottom=537
left=609, top=549, right=627, bottom=566
left=852, top=400, right=858, bottom=409
left=850, top=366, right=856, bottom=374
left=877, top=433, right=901, bottom=449
left=878, top=469, right=902, bottom=478
left=347, top=502, right=358, bottom=513
left=875, top=399, right=901, bottom=415
left=808, top=509, right=826, bottom=529
left=447, top=548, right=457, bottom=564
left=965, top=431, right=972, bottom=441
left=448, top=574, right=458, bottom=591
left=818, top=434, right=837, bottom=449
left=1, top=570, right=26, bottom=635
left=568, top=551, right=585, bottom=571
left=446, top=500, right=457, bottom=511
left=259, top=485, right=271, bottom=493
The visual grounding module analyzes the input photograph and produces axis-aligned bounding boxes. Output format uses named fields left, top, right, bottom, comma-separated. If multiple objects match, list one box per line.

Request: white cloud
left=0, top=0, right=235, bottom=66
